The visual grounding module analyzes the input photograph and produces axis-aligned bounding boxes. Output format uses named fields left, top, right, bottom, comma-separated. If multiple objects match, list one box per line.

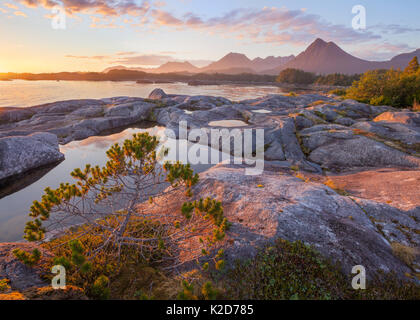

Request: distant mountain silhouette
left=103, top=61, right=199, bottom=74
left=200, top=52, right=293, bottom=73
left=102, top=65, right=134, bottom=73
left=104, top=52, right=293, bottom=75
left=263, top=38, right=420, bottom=75
left=103, top=39, right=419, bottom=76
left=251, top=55, right=295, bottom=72
left=200, top=52, right=251, bottom=72
left=153, top=61, right=199, bottom=73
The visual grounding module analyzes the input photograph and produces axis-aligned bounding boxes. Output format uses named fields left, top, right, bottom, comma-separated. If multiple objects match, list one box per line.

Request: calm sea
left=0, top=80, right=286, bottom=108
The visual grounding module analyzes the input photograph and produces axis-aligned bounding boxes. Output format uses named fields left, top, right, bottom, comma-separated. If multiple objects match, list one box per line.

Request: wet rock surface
left=0, top=132, right=64, bottom=180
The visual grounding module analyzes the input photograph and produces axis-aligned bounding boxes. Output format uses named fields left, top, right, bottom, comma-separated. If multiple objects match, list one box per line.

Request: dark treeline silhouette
left=276, top=68, right=361, bottom=86
left=0, top=70, right=277, bottom=83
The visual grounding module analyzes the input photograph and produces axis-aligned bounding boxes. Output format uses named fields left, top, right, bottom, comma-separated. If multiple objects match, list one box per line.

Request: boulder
left=140, top=163, right=412, bottom=277
left=335, top=117, right=356, bottom=126
left=0, top=243, right=50, bottom=291
left=352, top=121, right=420, bottom=147
left=148, top=88, right=168, bottom=100
left=0, top=108, right=34, bottom=124
left=0, top=132, right=64, bottom=180
left=309, top=135, right=420, bottom=171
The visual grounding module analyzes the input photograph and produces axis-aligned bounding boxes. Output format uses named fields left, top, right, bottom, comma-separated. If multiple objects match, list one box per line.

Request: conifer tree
left=24, top=132, right=228, bottom=269
left=404, top=56, right=419, bottom=74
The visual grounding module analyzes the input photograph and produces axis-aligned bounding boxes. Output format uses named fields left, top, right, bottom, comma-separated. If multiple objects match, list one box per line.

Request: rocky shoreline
left=0, top=89, right=419, bottom=295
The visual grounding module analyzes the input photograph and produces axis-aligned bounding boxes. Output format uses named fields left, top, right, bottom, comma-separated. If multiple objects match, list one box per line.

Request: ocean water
left=0, top=80, right=286, bottom=108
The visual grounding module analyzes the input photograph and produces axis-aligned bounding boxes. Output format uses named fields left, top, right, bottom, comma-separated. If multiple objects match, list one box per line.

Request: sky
left=0, top=0, right=419, bottom=72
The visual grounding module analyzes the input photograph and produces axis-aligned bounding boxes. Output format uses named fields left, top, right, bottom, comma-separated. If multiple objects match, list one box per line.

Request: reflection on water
left=0, top=80, right=287, bottom=108
left=0, top=126, right=225, bottom=241
left=252, top=109, right=272, bottom=114
left=208, top=120, right=249, bottom=127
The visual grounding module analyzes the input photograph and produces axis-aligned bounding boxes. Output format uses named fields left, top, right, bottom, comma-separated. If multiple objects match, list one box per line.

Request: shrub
left=13, top=248, right=41, bottom=267
left=0, top=279, right=11, bottom=293
left=315, top=73, right=361, bottom=86
left=391, top=242, right=419, bottom=267
left=345, top=57, right=420, bottom=108
left=91, top=275, right=110, bottom=300
left=329, top=88, right=347, bottom=96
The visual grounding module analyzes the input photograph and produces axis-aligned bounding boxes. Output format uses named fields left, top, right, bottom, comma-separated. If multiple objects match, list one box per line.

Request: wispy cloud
left=14, top=10, right=27, bottom=17
left=351, top=42, right=416, bottom=61
left=64, top=51, right=212, bottom=67
left=5, top=2, right=19, bottom=9
left=148, top=7, right=382, bottom=46
left=65, top=54, right=108, bottom=60
left=371, top=24, right=420, bottom=35
left=16, top=0, right=152, bottom=16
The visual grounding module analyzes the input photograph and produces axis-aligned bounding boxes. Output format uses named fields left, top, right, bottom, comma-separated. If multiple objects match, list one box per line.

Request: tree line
left=276, top=68, right=361, bottom=86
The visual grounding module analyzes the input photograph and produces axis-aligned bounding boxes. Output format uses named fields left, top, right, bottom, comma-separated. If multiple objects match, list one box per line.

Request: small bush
left=391, top=242, right=419, bottom=266
left=0, top=279, right=11, bottom=293
left=329, top=88, right=347, bottom=96
left=91, top=275, right=110, bottom=300
left=13, top=248, right=41, bottom=267
left=345, top=57, right=420, bottom=108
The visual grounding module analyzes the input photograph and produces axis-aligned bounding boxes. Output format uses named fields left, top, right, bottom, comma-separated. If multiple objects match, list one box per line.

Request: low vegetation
left=345, top=57, right=420, bottom=109
left=223, top=239, right=420, bottom=300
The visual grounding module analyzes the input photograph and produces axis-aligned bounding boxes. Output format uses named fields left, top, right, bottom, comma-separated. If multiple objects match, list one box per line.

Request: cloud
left=371, top=24, right=420, bottom=35
left=64, top=51, right=212, bottom=67
left=5, top=3, right=19, bottom=9
left=65, top=52, right=176, bottom=66
left=16, top=0, right=152, bottom=16
left=10, top=1, right=417, bottom=59
left=14, top=10, right=27, bottom=17
left=65, top=54, right=108, bottom=60
left=115, top=51, right=137, bottom=56
left=351, top=42, right=416, bottom=61
left=113, top=54, right=176, bottom=65
left=146, top=7, right=381, bottom=46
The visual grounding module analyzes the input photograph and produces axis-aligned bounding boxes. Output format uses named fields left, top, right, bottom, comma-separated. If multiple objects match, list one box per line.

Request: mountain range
left=104, top=38, right=420, bottom=75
